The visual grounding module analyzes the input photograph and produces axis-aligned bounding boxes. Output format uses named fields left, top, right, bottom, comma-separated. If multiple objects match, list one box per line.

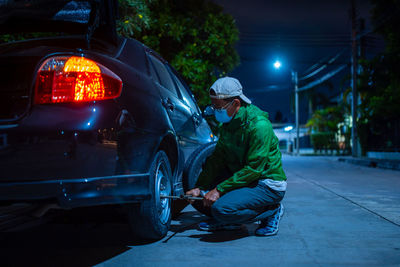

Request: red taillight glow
left=34, top=56, right=122, bottom=104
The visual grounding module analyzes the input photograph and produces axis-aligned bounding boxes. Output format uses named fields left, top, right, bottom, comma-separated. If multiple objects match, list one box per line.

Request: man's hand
left=203, top=188, right=221, bottom=207
left=186, top=188, right=201, bottom=204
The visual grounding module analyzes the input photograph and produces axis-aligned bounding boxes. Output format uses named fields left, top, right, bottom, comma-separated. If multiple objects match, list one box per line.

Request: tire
left=127, top=150, right=173, bottom=240
left=183, top=142, right=216, bottom=192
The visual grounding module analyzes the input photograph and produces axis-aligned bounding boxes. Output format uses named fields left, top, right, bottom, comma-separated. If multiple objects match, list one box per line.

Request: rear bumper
left=0, top=173, right=150, bottom=208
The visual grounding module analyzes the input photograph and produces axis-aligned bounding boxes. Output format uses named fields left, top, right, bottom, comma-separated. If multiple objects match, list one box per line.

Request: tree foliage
left=361, top=0, right=400, bottom=120
left=370, top=0, right=400, bottom=55
left=306, top=106, right=344, bottom=133
left=306, top=106, right=347, bottom=154
left=355, top=0, right=400, bottom=152
left=117, top=0, right=240, bottom=107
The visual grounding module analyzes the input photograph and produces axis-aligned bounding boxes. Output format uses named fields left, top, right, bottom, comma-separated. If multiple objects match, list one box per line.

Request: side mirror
left=202, top=105, right=215, bottom=117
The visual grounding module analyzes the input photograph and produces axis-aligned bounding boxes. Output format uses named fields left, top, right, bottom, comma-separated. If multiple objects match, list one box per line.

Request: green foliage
left=116, top=0, right=153, bottom=37
left=357, top=56, right=400, bottom=152
left=306, top=106, right=345, bottom=133
left=310, top=132, right=338, bottom=153
left=353, top=0, right=400, bottom=152
left=358, top=56, right=400, bottom=124
left=117, top=0, right=240, bottom=107
left=370, top=0, right=400, bottom=55
left=306, top=106, right=347, bottom=154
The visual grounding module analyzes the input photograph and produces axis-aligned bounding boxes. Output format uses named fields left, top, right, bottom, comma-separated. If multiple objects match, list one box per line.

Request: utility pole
left=358, top=18, right=365, bottom=60
left=292, top=71, right=299, bottom=156
left=351, top=0, right=358, bottom=157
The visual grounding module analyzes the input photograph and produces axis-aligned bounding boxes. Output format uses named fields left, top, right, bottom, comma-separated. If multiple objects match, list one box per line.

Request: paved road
left=2, top=155, right=400, bottom=266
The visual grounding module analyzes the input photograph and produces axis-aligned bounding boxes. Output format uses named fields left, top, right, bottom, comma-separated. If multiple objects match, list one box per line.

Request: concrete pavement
left=98, top=155, right=400, bottom=266
left=2, top=155, right=400, bottom=266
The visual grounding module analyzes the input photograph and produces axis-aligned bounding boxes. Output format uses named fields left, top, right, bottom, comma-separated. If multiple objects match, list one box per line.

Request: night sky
left=214, top=0, right=384, bottom=123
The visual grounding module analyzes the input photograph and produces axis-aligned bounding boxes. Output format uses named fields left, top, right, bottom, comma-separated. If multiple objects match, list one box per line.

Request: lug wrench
left=160, top=194, right=204, bottom=201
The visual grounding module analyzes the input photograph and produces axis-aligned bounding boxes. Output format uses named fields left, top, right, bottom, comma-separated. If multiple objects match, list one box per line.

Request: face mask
left=214, top=101, right=234, bottom=123
left=215, top=108, right=233, bottom=123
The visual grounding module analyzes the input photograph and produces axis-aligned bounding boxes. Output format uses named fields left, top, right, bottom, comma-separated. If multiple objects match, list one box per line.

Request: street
left=2, top=155, right=400, bottom=266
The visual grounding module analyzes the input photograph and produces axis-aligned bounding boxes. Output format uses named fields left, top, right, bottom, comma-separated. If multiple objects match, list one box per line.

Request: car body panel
left=0, top=37, right=214, bottom=208
left=0, top=173, right=151, bottom=208
left=0, top=0, right=214, bottom=210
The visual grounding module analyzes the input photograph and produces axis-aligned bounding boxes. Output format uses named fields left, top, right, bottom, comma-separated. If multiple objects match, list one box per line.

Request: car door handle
left=162, top=98, right=175, bottom=112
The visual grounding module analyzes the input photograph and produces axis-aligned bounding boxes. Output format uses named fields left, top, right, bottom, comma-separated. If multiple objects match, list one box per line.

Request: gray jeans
left=193, top=180, right=285, bottom=224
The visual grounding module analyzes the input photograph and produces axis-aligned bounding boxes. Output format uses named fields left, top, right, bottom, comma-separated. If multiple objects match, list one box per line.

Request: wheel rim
left=155, top=160, right=171, bottom=224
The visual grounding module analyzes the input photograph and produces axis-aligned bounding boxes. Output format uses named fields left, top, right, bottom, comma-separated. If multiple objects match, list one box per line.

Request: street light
left=273, top=60, right=282, bottom=70
left=273, top=61, right=300, bottom=155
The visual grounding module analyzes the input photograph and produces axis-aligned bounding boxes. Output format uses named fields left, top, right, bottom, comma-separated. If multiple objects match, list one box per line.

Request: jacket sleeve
left=194, top=142, right=225, bottom=190
left=216, top=119, right=273, bottom=194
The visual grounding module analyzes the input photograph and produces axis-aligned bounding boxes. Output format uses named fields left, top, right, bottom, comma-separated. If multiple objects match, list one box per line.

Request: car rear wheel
left=127, top=150, right=172, bottom=240
left=183, top=142, right=216, bottom=192
left=170, top=142, right=217, bottom=218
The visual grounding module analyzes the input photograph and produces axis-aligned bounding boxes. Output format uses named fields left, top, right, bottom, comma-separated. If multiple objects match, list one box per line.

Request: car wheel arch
left=157, top=132, right=179, bottom=180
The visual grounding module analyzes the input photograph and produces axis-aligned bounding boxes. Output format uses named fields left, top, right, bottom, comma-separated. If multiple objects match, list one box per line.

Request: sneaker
left=255, top=203, right=284, bottom=236
left=198, top=220, right=242, bottom=231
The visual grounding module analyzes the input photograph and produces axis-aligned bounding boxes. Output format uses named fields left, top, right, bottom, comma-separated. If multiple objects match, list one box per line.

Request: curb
left=338, top=157, right=400, bottom=171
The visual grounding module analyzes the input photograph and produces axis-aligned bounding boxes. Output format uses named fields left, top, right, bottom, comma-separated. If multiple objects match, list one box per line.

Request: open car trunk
left=0, top=0, right=118, bottom=46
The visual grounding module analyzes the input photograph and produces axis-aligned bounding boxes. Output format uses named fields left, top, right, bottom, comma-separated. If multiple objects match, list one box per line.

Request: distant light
left=284, top=125, right=293, bottom=132
left=273, top=60, right=282, bottom=69
left=87, top=122, right=91, bottom=126
left=92, top=108, right=96, bottom=112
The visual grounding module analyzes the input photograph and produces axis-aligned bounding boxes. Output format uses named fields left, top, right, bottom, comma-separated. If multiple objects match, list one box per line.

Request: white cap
left=209, top=77, right=252, bottom=104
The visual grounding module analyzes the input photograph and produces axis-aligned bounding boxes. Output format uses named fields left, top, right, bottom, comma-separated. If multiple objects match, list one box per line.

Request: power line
left=238, top=30, right=385, bottom=47
left=250, top=85, right=292, bottom=93
left=301, top=54, right=335, bottom=75
left=239, top=42, right=352, bottom=48
left=239, top=57, right=350, bottom=64
left=238, top=38, right=383, bottom=48
left=298, top=64, right=348, bottom=92
left=238, top=36, right=380, bottom=43
left=239, top=32, right=351, bottom=37
left=300, top=50, right=346, bottom=80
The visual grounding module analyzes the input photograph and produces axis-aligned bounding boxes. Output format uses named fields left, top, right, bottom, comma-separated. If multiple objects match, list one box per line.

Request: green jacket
left=195, top=104, right=286, bottom=194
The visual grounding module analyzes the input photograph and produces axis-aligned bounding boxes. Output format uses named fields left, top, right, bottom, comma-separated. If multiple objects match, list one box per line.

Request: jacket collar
left=222, top=105, right=249, bottom=130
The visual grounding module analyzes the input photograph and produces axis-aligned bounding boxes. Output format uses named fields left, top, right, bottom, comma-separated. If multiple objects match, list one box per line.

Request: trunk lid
left=0, top=0, right=118, bottom=45
left=0, top=41, right=84, bottom=122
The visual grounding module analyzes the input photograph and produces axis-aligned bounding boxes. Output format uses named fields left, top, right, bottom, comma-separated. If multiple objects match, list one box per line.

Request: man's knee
left=211, top=200, right=236, bottom=222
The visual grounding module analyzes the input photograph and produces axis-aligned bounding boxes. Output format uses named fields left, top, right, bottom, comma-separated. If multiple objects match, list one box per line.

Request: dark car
left=0, top=0, right=216, bottom=239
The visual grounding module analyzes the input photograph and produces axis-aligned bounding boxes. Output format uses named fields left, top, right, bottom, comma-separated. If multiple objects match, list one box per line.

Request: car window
left=171, top=72, right=199, bottom=113
left=117, top=39, right=148, bottom=73
left=0, top=1, right=92, bottom=25
left=53, top=1, right=91, bottom=24
left=148, top=54, right=178, bottom=96
left=147, top=56, right=160, bottom=83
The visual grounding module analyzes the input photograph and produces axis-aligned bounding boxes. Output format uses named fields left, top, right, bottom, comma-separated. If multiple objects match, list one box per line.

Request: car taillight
left=34, top=56, right=122, bottom=104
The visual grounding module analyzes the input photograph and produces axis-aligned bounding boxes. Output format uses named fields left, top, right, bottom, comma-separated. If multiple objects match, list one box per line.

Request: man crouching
left=186, top=77, right=287, bottom=236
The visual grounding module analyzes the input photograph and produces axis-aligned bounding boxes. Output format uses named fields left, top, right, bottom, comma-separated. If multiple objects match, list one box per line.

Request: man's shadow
left=188, top=227, right=251, bottom=243
left=165, top=204, right=259, bottom=243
